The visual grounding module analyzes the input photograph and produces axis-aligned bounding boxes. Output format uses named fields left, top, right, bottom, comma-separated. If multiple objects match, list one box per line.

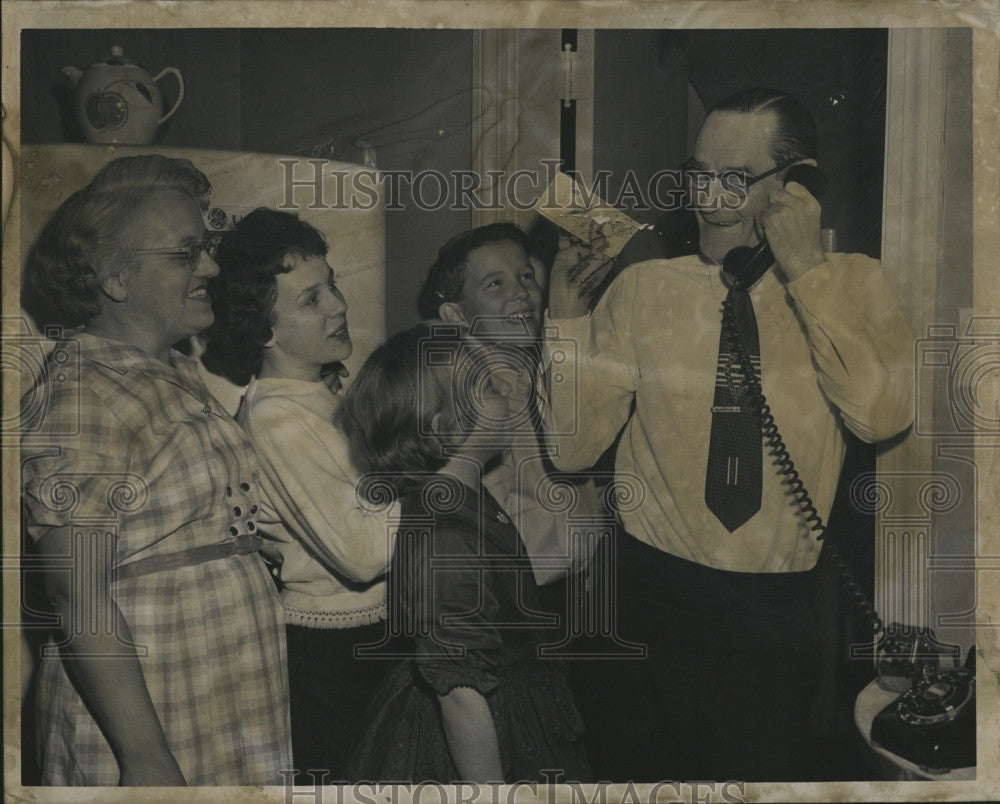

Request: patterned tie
left=704, top=281, right=763, bottom=532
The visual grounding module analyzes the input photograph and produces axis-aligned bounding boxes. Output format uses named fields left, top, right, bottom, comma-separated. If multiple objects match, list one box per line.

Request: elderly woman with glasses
left=20, top=155, right=291, bottom=786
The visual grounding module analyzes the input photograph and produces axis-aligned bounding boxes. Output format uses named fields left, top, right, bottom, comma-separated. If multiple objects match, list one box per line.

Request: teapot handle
left=153, top=67, right=185, bottom=125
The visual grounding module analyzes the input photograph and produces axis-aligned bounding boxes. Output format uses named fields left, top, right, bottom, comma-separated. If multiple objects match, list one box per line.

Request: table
left=854, top=678, right=976, bottom=781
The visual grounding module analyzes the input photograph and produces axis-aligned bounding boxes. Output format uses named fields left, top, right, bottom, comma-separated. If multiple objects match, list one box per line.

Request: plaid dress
left=21, top=333, right=292, bottom=786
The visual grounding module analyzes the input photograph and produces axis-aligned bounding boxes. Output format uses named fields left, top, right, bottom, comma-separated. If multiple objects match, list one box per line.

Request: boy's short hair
left=416, top=222, right=528, bottom=320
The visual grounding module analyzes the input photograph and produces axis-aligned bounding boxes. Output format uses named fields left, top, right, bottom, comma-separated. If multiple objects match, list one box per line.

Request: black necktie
left=704, top=281, right=762, bottom=532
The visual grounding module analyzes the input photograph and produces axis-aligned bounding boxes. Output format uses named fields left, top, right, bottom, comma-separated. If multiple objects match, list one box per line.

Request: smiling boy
left=418, top=223, right=602, bottom=595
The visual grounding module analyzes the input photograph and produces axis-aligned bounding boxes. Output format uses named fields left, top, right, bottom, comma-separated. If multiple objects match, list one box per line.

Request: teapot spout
left=62, top=66, right=84, bottom=86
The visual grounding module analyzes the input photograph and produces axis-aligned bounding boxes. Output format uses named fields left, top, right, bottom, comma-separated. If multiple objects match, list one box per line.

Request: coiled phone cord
left=721, top=292, right=885, bottom=640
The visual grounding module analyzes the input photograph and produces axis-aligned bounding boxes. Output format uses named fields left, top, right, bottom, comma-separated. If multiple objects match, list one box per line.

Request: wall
left=593, top=29, right=691, bottom=226
left=237, top=29, right=475, bottom=332
left=931, top=27, right=974, bottom=652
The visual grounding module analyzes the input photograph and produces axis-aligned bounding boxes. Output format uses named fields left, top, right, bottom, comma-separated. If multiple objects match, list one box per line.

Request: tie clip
left=711, top=405, right=742, bottom=414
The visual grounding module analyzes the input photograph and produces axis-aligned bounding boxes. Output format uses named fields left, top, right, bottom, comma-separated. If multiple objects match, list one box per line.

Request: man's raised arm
left=541, top=240, right=638, bottom=470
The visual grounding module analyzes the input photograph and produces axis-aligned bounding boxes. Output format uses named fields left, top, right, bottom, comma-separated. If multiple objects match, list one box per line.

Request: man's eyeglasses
left=134, top=231, right=223, bottom=268
left=681, top=157, right=798, bottom=189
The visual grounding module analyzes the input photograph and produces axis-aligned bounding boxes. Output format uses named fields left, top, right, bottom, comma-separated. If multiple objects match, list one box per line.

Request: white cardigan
left=240, top=376, right=395, bottom=629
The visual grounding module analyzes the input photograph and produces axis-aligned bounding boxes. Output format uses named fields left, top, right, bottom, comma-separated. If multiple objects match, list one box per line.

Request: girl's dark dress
left=346, top=478, right=590, bottom=783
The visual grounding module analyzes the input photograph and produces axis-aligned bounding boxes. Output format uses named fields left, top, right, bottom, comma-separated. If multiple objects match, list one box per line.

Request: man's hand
left=760, top=180, right=826, bottom=282
left=547, top=236, right=616, bottom=319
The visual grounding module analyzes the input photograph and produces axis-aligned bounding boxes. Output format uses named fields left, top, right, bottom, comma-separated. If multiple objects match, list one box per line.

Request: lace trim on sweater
left=283, top=601, right=387, bottom=629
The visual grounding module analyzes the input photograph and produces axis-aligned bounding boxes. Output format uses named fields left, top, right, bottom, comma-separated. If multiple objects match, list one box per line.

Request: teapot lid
left=93, top=45, right=140, bottom=68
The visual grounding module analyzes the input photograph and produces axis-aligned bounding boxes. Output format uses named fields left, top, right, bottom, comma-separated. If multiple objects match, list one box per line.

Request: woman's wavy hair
left=201, top=208, right=328, bottom=385
left=21, top=155, right=211, bottom=330
left=339, top=322, right=503, bottom=493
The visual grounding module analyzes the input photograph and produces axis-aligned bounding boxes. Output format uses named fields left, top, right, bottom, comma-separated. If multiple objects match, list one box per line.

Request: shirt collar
left=72, top=331, right=212, bottom=400
left=248, top=375, right=332, bottom=397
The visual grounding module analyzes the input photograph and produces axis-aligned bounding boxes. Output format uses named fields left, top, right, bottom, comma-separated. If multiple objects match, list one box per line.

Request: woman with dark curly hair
left=202, top=207, right=396, bottom=781
left=20, top=156, right=291, bottom=786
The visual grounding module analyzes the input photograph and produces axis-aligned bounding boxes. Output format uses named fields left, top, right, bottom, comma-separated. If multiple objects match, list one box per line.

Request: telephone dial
left=871, top=646, right=975, bottom=772
left=717, top=162, right=976, bottom=773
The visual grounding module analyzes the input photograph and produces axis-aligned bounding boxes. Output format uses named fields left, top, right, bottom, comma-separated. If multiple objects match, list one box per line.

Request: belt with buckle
left=114, top=534, right=265, bottom=582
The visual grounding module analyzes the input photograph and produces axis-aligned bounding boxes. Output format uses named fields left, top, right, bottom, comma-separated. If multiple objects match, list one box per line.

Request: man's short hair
left=416, top=222, right=529, bottom=320
left=22, top=155, right=212, bottom=329
left=712, top=87, right=818, bottom=166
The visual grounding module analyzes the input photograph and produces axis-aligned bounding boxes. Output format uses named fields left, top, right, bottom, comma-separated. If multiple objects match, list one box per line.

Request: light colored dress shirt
left=542, top=253, right=914, bottom=574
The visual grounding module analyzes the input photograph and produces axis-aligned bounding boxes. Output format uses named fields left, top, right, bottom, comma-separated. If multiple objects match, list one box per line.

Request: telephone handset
left=722, top=163, right=829, bottom=288
left=719, top=224, right=976, bottom=772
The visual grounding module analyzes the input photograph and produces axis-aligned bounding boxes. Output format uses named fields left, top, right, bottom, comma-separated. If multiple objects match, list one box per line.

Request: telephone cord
left=721, top=293, right=884, bottom=638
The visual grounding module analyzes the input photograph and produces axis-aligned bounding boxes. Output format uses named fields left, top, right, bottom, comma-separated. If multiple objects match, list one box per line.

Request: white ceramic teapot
left=63, top=46, right=184, bottom=145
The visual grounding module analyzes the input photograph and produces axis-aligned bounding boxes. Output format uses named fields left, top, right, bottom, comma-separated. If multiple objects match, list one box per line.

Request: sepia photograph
left=2, top=2, right=998, bottom=802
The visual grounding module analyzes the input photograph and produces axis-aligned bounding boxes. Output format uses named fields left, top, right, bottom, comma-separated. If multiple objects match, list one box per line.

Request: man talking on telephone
left=540, top=87, right=914, bottom=781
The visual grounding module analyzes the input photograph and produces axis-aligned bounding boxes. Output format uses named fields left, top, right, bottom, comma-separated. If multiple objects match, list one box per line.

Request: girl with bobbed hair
left=201, top=207, right=327, bottom=385
left=20, top=156, right=291, bottom=786
left=339, top=323, right=591, bottom=783
left=202, top=207, right=396, bottom=781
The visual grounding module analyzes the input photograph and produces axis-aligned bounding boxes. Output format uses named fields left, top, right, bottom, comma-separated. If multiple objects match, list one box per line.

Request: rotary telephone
left=720, top=163, right=976, bottom=773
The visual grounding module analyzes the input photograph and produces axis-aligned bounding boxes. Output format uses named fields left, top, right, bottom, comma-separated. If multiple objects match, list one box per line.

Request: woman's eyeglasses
left=134, top=231, right=223, bottom=268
